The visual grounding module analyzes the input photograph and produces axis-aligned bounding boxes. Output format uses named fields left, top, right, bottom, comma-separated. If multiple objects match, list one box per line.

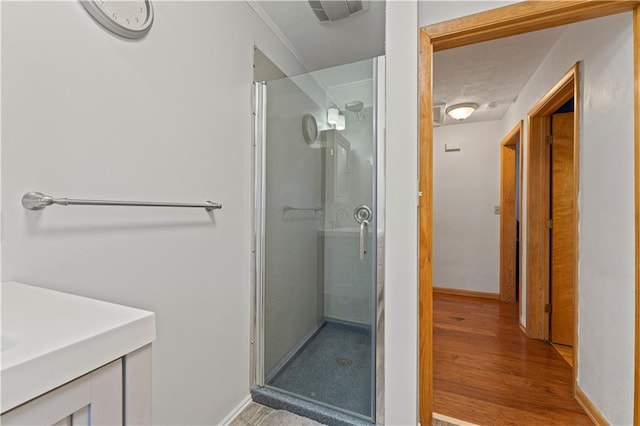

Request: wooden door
left=550, top=112, right=575, bottom=346
left=500, top=142, right=517, bottom=303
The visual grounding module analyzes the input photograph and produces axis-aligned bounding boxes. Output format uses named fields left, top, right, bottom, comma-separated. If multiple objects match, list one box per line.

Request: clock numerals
left=82, top=0, right=153, bottom=39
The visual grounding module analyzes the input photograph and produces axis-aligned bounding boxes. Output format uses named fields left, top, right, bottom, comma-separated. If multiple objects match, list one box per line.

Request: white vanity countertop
left=1, top=281, right=156, bottom=413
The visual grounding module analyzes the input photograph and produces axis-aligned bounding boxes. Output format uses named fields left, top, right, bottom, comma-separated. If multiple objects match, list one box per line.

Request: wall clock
left=302, top=114, right=318, bottom=144
left=81, top=0, right=154, bottom=39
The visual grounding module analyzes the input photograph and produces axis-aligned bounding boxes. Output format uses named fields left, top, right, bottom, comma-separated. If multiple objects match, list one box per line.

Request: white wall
left=577, top=16, right=634, bottom=423
left=500, top=13, right=635, bottom=424
left=384, top=1, right=419, bottom=423
left=418, top=0, right=519, bottom=27
left=433, top=121, right=502, bottom=293
left=250, top=6, right=307, bottom=78
left=1, top=2, right=304, bottom=424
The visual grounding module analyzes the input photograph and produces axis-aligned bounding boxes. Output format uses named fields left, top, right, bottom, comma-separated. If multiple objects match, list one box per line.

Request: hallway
left=433, top=293, right=592, bottom=425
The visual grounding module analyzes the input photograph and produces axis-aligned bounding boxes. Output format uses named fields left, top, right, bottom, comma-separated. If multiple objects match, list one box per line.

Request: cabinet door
left=49, top=405, right=89, bottom=426
left=1, top=360, right=122, bottom=426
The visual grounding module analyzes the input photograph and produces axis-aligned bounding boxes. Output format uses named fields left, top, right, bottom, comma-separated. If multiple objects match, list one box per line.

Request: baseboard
left=433, top=412, right=478, bottom=426
left=575, top=385, right=610, bottom=426
left=220, top=394, right=252, bottom=425
left=265, top=322, right=322, bottom=383
left=433, top=287, right=500, bottom=300
left=322, top=316, right=371, bottom=333
left=519, top=323, right=526, bottom=335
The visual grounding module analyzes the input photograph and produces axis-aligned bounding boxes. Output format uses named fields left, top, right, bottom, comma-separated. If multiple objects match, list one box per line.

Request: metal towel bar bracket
left=22, top=192, right=222, bottom=212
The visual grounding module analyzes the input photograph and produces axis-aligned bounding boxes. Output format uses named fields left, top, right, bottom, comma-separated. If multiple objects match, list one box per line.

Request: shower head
left=345, top=101, right=364, bottom=112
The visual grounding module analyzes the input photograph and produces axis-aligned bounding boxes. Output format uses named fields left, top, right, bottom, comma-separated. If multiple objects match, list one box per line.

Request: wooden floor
left=433, top=293, right=592, bottom=425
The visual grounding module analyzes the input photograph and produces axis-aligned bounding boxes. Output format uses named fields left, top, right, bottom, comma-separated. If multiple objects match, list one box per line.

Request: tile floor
left=231, top=402, right=465, bottom=426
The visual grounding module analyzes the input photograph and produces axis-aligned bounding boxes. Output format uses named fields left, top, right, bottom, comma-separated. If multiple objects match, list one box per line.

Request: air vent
left=433, top=103, right=446, bottom=127
left=308, top=0, right=369, bottom=22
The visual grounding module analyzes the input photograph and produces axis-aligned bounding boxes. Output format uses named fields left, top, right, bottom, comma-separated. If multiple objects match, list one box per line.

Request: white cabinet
left=1, top=345, right=152, bottom=426
left=1, top=282, right=156, bottom=425
left=1, top=360, right=121, bottom=426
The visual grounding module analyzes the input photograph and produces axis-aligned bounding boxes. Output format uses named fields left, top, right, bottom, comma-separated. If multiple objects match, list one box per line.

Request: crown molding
left=246, top=0, right=309, bottom=72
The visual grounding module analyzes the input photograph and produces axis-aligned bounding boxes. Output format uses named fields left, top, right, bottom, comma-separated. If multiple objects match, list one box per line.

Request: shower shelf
left=282, top=206, right=322, bottom=214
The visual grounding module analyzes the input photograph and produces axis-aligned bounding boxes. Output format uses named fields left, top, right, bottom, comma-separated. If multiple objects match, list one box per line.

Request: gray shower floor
left=268, top=321, right=372, bottom=418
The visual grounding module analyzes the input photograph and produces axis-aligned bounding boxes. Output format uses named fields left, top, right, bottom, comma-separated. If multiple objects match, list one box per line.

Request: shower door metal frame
left=251, top=81, right=267, bottom=388
left=250, top=57, right=386, bottom=424
left=373, top=55, right=385, bottom=425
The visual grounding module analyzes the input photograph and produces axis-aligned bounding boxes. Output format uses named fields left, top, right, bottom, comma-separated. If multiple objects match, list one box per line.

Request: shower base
left=252, top=321, right=374, bottom=426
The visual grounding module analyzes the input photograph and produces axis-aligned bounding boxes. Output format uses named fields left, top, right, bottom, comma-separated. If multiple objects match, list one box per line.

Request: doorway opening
left=526, top=65, right=578, bottom=371
left=500, top=121, right=523, bottom=307
left=419, top=3, right=640, bottom=426
left=251, top=52, right=386, bottom=425
left=429, top=24, right=585, bottom=423
left=549, top=98, right=576, bottom=367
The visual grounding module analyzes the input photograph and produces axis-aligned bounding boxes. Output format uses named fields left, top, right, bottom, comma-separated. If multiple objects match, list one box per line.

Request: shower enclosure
left=252, top=57, right=385, bottom=424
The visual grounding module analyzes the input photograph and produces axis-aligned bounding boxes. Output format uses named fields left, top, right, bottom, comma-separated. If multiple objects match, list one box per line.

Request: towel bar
left=22, top=192, right=222, bottom=212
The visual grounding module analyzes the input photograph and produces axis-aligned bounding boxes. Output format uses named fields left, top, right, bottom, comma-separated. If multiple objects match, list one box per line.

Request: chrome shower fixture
left=345, top=101, right=364, bottom=112
left=345, top=100, right=365, bottom=121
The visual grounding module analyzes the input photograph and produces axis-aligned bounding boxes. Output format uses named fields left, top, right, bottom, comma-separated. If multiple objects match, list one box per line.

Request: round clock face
left=81, top=0, right=154, bottom=39
left=302, top=114, right=318, bottom=144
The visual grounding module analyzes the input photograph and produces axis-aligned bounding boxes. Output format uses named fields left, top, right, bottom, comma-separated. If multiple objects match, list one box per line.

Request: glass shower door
left=254, top=58, right=380, bottom=422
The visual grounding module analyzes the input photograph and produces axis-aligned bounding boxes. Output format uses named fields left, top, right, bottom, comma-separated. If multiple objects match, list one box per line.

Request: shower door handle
left=354, top=204, right=372, bottom=261
left=360, top=219, right=369, bottom=260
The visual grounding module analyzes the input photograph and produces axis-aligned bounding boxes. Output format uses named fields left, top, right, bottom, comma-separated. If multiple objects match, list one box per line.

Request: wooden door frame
left=526, top=65, right=579, bottom=399
left=499, top=121, right=523, bottom=304
left=526, top=64, right=578, bottom=344
left=418, top=2, right=640, bottom=425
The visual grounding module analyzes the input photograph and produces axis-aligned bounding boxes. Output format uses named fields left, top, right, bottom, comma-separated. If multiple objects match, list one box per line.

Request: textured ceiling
left=434, top=27, right=565, bottom=126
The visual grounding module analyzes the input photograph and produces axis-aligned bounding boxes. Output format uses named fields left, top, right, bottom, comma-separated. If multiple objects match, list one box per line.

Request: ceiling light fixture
left=446, top=103, right=478, bottom=121
left=327, top=107, right=339, bottom=125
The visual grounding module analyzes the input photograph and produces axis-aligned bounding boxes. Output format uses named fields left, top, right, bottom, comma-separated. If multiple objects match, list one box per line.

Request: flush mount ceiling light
left=327, top=107, right=339, bottom=125
left=446, top=103, right=478, bottom=121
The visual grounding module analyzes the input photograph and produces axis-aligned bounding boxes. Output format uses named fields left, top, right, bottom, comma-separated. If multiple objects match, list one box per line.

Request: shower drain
left=336, top=358, right=352, bottom=367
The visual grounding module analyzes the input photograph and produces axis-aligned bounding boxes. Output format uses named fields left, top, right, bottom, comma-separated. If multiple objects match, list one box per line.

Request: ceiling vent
left=308, top=0, right=369, bottom=22
left=433, top=103, right=446, bottom=127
